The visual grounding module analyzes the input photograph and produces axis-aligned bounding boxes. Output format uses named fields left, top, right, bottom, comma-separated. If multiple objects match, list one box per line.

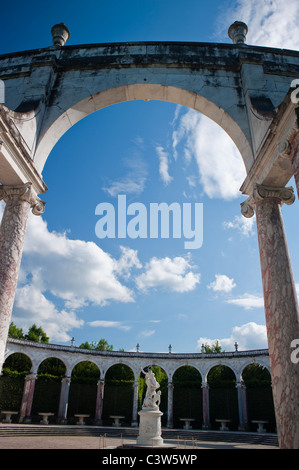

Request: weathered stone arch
left=3, top=350, right=33, bottom=371
left=34, top=83, right=251, bottom=174
left=69, top=358, right=101, bottom=377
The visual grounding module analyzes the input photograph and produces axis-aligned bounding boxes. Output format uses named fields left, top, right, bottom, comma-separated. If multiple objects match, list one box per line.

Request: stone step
left=0, top=424, right=278, bottom=446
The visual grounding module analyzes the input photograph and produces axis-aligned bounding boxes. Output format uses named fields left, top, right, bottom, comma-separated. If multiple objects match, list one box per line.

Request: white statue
left=141, top=369, right=161, bottom=410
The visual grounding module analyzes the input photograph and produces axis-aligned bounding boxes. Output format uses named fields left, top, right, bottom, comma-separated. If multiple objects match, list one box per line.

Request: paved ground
left=0, top=435, right=278, bottom=449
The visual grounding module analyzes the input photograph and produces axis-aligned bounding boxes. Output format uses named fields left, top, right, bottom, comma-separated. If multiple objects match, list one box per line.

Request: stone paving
left=0, top=435, right=278, bottom=450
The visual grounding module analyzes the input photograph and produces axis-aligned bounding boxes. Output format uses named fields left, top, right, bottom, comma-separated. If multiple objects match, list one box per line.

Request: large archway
left=0, top=30, right=299, bottom=447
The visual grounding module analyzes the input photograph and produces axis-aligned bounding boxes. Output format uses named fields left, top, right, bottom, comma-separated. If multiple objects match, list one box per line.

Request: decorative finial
left=228, top=21, right=248, bottom=44
left=51, top=23, right=70, bottom=46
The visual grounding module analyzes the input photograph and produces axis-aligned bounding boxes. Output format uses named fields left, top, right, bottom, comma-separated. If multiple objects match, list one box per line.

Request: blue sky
left=1, top=0, right=299, bottom=352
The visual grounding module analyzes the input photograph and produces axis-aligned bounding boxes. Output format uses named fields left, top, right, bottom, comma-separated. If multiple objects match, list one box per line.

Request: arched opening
left=0, top=353, right=32, bottom=419
left=102, top=363, right=134, bottom=426
left=35, top=84, right=252, bottom=173
left=138, top=365, right=168, bottom=425
left=68, top=360, right=100, bottom=423
left=30, top=357, right=66, bottom=422
left=242, top=363, right=276, bottom=432
left=207, top=364, right=238, bottom=430
left=172, top=365, right=202, bottom=429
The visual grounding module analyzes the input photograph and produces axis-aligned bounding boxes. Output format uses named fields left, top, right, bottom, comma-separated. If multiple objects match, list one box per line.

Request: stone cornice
left=6, top=337, right=269, bottom=360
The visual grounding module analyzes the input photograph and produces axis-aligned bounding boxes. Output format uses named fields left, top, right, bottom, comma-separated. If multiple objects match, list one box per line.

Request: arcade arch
left=172, top=365, right=202, bottom=429
left=207, top=364, right=238, bottom=430
left=102, top=363, right=134, bottom=426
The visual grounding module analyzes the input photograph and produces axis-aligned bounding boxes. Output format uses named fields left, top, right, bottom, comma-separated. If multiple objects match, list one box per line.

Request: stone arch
left=67, top=360, right=101, bottom=422
left=34, top=84, right=251, bottom=174
left=207, top=363, right=238, bottom=430
left=172, top=365, right=202, bottom=429
left=241, top=362, right=275, bottom=432
left=102, top=362, right=135, bottom=426
left=30, top=356, right=67, bottom=420
left=2, top=351, right=33, bottom=373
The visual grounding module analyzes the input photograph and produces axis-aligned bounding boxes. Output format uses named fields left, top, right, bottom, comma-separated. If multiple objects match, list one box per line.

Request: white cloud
left=88, top=320, right=131, bottom=331
left=208, top=274, right=236, bottom=293
left=114, top=245, right=142, bottom=279
left=172, top=109, right=246, bottom=200
left=223, top=214, right=256, bottom=237
left=156, top=145, right=173, bottom=185
left=140, top=329, right=156, bottom=338
left=102, top=157, right=147, bottom=197
left=225, top=293, right=264, bottom=310
left=13, top=284, right=84, bottom=342
left=12, top=213, right=137, bottom=342
left=197, top=321, right=268, bottom=351
left=227, top=0, right=299, bottom=50
left=136, top=256, right=200, bottom=293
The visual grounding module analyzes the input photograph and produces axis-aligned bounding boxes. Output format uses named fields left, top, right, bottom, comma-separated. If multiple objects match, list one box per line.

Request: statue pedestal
left=136, top=409, right=164, bottom=447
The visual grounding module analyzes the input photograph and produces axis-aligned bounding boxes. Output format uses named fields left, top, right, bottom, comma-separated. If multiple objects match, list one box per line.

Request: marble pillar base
left=136, top=409, right=164, bottom=447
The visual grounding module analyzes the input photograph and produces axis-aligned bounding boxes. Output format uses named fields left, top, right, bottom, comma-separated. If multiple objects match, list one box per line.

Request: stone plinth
left=136, top=409, right=164, bottom=447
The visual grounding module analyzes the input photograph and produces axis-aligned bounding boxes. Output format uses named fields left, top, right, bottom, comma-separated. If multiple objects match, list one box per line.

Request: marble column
left=94, top=379, right=105, bottom=425
left=289, top=133, right=299, bottom=199
left=57, top=376, right=71, bottom=424
left=131, top=380, right=139, bottom=427
left=0, top=183, right=45, bottom=372
left=167, top=381, right=174, bottom=428
left=19, top=373, right=37, bottom=423
left=241, top=184, right=299, bottom=449
left=201, top=381, right=210, bottom=429
left=236, top=381, right=248, bottom=431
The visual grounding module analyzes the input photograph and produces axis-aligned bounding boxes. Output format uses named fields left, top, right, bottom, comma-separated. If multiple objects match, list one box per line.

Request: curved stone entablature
left=4, top=338, right=270, bottom=383
left=0, top=40, right=299, bottom=188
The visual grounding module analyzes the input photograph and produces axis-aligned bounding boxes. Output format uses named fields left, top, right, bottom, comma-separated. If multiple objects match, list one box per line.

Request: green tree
left=79, top=339, right=113, bottom=351
left=203, top=340, right=223, bottom=353
left=25, top=324, right=49, bottom=343
left=8, top=322, right=24, bottom=339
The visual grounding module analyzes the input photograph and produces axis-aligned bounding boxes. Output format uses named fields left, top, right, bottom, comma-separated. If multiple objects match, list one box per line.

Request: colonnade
left=16, top=370, right=249, bottom=430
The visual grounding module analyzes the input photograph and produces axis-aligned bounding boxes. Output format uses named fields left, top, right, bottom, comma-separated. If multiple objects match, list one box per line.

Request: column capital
left=241, top=184, right=295, bottom=218
left=0, top=182, right=45, bottom=216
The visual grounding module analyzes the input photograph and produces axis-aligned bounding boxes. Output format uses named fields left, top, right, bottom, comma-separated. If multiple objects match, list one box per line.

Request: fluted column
left=19, top=373, right=37, bottom=423
left=131, top=380, right=139, bottom=427
left=0, top=183, right=45, bottom=372
left=57, top=376, right=71, bottom=424
left=241, top=184, right=299, bottom=448
left=236, top=381, right=248, bottom=431
left=94, top=379, right=105, bottom=425
left=201, top=381, right=210, bottom=429
left=167, top=381, right=174, bottom=428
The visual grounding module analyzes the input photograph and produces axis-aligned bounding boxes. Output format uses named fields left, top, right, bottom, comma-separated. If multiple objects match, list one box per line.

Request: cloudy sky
left=1, top=0, right=299, bottom=352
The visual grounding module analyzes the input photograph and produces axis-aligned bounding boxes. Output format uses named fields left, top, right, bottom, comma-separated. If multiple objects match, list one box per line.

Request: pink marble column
left=131, top=380, right=139, bottom=427
left=19, top=373, right=37, bottom=423
left=289, top=132, right=299, bottom=199
left=58, top=376, right=71, bottom=424
left=94, top=379, right=105, bottom=425
left=241, top=184, right=299, bottom=448
left=0, top=183, right=45, bottom=372
left=236, top=381, right=248, bottom=431
left=201, top=381, right=210, bottom=429
left=166, top=381, right=174, bottom=428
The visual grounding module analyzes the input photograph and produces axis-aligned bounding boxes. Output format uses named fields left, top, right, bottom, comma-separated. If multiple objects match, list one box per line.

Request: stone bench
left=110, top=415, right=125, bottom=427
left=1, top=411, right=18, bottom=423
left=74, top=414, right=90, bottom=425
left=215, top=419, right=231, bottom=431
left=179, top=418, right=195, bottom=430
left=252, top=420, right=268, bottom=433
left=38, top=412, right=55, bottom=424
